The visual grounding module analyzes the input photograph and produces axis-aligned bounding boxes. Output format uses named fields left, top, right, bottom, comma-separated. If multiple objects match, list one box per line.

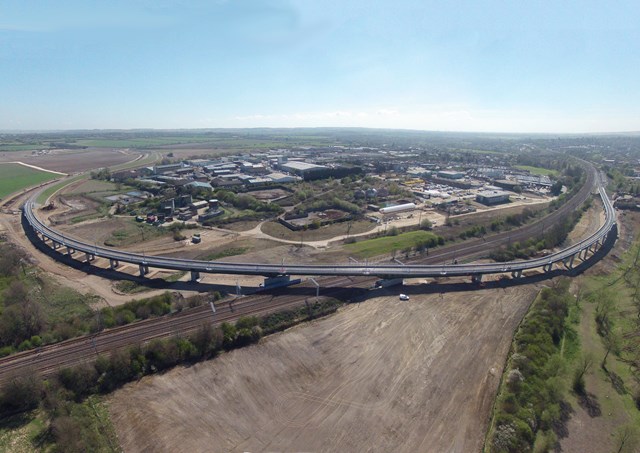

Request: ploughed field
left=0, top=148, right=137, bottom=173
left=110, top=285, right=538, bottom=453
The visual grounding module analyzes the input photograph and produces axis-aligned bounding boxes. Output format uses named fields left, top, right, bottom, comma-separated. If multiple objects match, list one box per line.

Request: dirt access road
left=110, top=285, right=538, bottom=453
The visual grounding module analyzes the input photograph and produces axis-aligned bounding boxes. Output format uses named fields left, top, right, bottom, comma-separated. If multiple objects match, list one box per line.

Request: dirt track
left=110, top=286, right=538, bottom=453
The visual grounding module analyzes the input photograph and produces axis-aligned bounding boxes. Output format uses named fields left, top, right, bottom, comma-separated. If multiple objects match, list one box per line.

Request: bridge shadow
left=22, top=212, right=617, bottom=302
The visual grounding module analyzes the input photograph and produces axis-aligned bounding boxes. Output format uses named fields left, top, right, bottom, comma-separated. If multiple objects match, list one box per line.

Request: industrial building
left=379, top=203, right=416, bottom=215
left=437, top=170, right=465, bottom=179
left=476, top=190, right=511, bottom=205
left=280, top=161, right=327, bottom=177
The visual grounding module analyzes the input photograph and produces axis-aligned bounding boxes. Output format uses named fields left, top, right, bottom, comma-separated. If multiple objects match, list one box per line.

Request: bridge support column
left=84, top=253, right=95, bottom=262
left=563, top=254, right=575, bottom=269
left=190, top=271, right=200, bottom=282
left=52, top=241, right=60, bottom=250
left=543, top=263, right=553, bottom=273
left=471, top=274, right=483, bottom=283
left=66, top=247, right=75, bottom=256
left=579, top=248, right=588, bottom=261
left=138, top=264, right=149, bottom=277
left=511, top=269, right=522, bottom=279
left=109, top=259, right=119, bottom=270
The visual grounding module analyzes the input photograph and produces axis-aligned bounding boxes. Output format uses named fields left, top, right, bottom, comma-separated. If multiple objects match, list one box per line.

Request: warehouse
left=476, top=190, right=511, bottom=206
left=379, top=203, right=416, bottom=215
left=280, top=161, right=327, bottom=177
left=437, top=170, right=465, bottom=179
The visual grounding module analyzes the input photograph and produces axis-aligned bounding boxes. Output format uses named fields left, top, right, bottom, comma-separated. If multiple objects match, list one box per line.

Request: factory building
left=437, top=170, right=465, bottom=179
left=379, top=203, right=417, bottom=215
left=476, top=190, right=511, bottom=206
left=280, top=161, right=327, bottom=177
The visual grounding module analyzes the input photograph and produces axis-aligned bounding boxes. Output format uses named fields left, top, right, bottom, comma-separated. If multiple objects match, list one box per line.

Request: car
left=399, top=294, right=410, bottom=301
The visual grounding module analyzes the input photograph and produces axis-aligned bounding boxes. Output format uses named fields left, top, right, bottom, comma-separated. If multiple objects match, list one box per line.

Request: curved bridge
left=22, top=173, right=617, bottom=283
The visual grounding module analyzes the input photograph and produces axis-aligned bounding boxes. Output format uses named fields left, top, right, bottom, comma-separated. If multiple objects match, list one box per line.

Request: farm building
left=476, top=190, right=511, bottom=205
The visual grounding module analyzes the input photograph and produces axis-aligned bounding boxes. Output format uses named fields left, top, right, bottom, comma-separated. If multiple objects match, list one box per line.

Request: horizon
left=2, top=126, right=640, bottom=138
left=2, top=1, right=640, bottom=133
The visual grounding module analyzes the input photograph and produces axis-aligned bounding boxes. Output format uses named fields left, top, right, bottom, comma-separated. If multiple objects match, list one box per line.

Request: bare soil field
left=49, top=195, right=103, bottom=225
left=247, top=188, right=290, bottom=201
left=565, top=198, right=604, bottom=246
left=0, top=148, right=136, bottom=173
left=110, top=285, right=539, bottom=453
left=261, top=219, right=377, bottom=242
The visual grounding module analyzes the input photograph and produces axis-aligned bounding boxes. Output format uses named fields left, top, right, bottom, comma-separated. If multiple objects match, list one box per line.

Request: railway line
left=0, top=274, right=360, bottom=382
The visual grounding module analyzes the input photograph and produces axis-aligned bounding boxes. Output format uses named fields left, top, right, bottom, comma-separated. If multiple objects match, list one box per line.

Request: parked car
left=399, top=294, right=410, bottom=301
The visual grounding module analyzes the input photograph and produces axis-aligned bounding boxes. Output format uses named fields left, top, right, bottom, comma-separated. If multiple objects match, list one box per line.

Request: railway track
left=0, top=274, right=361, bottom=382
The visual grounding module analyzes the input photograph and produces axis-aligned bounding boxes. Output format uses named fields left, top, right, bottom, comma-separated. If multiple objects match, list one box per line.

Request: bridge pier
left=52, top=241, right=60, bottom=250
left=109, top=259, right=119, bottom=270
left=563, top=254, right=575, bottom=269
left=471, top=274, right=483, bottom=283
left=191, top=271, right=200, bottom=282
left=579, top=248, right=588, bottom=261
left=543, top=263, right=553, bottom=273
left=84, top=252, right=95, bottom=262
left=511, top=269, right=522, bottom=279
left=138, top=264, right=149, bottom=277
left=66, top=247, right=75, bottom=256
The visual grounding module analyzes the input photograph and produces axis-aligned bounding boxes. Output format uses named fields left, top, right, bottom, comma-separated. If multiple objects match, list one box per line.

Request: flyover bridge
left=22, top=175, right=617, bottom=284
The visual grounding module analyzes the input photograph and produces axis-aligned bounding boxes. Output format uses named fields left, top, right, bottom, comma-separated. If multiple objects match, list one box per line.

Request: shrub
left=0, top=373, right=43, bottom=413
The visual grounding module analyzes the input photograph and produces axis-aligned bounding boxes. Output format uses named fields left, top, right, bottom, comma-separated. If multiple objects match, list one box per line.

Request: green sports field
left=0, top=163, right=59, bottom=199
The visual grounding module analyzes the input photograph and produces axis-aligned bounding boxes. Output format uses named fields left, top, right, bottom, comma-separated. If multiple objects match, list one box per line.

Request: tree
left=601, top=330, right=621, bottom=370
left=572, top=353, right=594, bottom=394
left=420, top=219, right=433, bottom=230
left=0, top=372, right=43, bottom=412
left=614, top=424, right=639, bottom=453
left=550, top=180, right=563, bottom=196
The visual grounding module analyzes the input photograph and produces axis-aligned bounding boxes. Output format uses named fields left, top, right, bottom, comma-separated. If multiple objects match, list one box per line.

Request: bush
left=58, top=363, right=98, bottom=401
left=0, top=373, right=43, bottom=413
left=491, top=280, right=573, bottom=452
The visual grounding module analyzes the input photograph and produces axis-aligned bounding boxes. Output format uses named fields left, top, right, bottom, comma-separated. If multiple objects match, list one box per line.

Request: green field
left=346, top=230, right=440, bottom=258
left=514, top=165, right=558, bottom=177
left=0, top=143, right=47, bottom=152
left=0, top=164, right=59, bottom=199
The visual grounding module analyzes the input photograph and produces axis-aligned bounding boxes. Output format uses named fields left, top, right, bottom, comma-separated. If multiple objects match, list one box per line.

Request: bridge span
left=22, top=176, right=617, bottom=284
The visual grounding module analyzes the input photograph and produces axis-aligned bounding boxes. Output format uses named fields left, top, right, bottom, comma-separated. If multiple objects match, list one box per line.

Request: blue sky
left=1, top=0, right=639, bottom=133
